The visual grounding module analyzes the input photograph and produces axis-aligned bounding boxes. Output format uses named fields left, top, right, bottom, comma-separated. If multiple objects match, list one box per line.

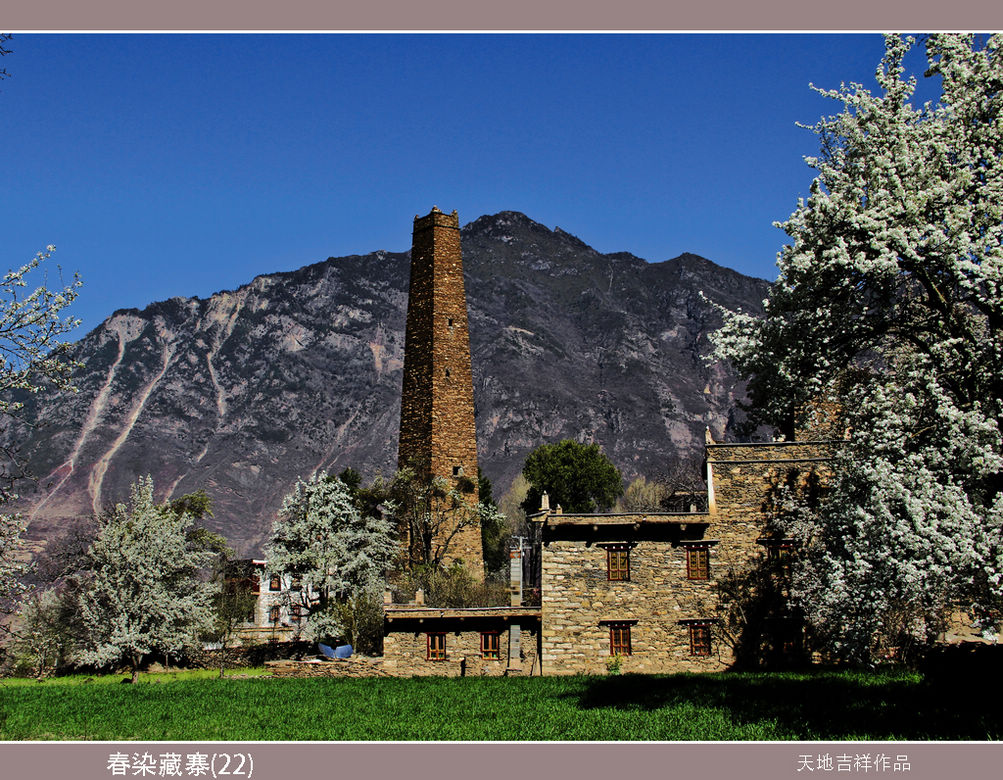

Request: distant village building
left=228, top=559, right=307, bottom=644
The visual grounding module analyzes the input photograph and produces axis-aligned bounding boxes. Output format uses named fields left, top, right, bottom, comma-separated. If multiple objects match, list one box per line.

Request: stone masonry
left=398, top=207, right=484, bottom=576
left=705, top=437, right=833, bottom=563
left=528, top=432, right=835, bottom=675
left=383, top=606, right=541, bottom=676
left=533, top=511, right=727, bottom=674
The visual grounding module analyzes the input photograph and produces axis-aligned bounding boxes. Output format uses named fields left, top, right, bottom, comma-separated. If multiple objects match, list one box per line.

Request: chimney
left=509, top=539, right=524, bottom=607
left=540, top=491, right=550, bottom=511
left=414, top=588, right=425, bottom=606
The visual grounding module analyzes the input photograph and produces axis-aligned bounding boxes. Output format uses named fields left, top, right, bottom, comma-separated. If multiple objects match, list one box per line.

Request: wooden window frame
left=269, top=575, right=282, bottom=592
left=269, top=605, right=281, bottom=623
left=609, top=623, right=632, bottom=656
left=605, top=545, right=630, bottom=582
left=290, top=604, right=303, bottom=623
left=766, top=542, right=795, bottom=576
left=685, top=546, right=710, bottom=580
left=427, top=632, right=447, bottom=661
left=689, top=623, right=712, bottom=656
left=480, top=631, right=501, bottom=660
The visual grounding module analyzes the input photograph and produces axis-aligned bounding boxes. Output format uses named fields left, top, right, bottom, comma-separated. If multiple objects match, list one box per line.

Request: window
left=481, top=632, right=501, bottom=660
left=686, top=546, right=710, bottom=580
left=290, top=604, right=303, bottom=623
left=767, top=542, right=795, bottom=576
left=427, top=633, right=447, bottom=661
left=269, top=575, right=281, bottom=592
left=452, top=465, right=463, bottom=477
left=269, top=605, right=281, bottom=623
left=606, top=545, right=630, bottom=581
left=609, top=623, right=632, bottom=656
left=689, top=624, right=712, bottom=656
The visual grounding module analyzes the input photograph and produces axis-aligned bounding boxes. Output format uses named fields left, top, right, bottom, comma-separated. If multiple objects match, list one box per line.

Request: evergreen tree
left=520, top=440, right=624, bottom=515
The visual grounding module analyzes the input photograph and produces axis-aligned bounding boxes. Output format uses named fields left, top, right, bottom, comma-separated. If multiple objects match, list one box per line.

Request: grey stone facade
left=383, top=606, right=541, bottom=676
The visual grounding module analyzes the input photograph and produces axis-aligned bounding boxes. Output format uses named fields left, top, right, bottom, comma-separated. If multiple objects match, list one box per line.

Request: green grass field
left=0, top=669, right=994, bottom=741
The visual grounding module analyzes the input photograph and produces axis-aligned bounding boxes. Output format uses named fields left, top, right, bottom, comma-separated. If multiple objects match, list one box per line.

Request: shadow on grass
left=566, top=670, right=998, bottom=740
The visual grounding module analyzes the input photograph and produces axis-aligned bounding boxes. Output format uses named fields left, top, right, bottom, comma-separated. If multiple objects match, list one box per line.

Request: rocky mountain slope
left=8, top=211, right=769, bottom=555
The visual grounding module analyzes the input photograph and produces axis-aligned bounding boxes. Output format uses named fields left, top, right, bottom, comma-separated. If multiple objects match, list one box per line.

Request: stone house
left=380, top=431, right=833, bottom=675
left=227, top=559, right=310, bottom=644
left=382, top=603, right=541, bottom=677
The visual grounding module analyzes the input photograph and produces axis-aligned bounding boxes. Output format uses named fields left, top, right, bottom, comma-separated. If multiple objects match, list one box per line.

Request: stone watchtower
left=398, top=207, right=484, bottom=576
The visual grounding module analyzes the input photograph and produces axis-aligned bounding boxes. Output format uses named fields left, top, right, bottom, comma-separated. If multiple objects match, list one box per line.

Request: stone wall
left=266, top=657, right=391, bottom=678
left=706, top=441, right=833, bottom=567
left=538, top=516, right=729, bottom=675
left=398, top=207, right=483, bottom=575
left=383, top=614, right=540, bottom=677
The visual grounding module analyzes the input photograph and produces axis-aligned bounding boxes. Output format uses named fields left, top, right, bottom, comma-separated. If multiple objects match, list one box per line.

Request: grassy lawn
left=0, top=668, right=994, bottom=741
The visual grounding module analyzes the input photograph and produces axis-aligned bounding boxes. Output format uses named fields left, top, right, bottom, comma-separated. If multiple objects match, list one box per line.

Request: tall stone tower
left=398, top=207, right=483, bottom=576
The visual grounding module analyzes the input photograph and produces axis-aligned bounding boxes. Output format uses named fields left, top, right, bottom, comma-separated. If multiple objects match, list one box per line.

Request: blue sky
left=2, top=33, right=939, bottom=336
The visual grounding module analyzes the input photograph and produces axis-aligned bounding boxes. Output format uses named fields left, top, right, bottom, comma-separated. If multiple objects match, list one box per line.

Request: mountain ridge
left=8, top=211, right=770, bottom=556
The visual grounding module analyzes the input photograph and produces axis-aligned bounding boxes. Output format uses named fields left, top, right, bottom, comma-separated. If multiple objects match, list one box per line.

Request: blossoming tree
left=75, top=477, right=219, bottom=681
left=265, top=472, right=397, bottom=646
left=711, top=34, right=1003, bottom=661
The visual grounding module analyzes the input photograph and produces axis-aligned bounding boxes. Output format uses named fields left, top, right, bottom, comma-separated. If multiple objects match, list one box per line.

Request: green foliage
left=477, top=467, right=495, bottom=507
left=520, top=440, right=624, bottom=514
left=337, top=467, right=363, bottom=495
left=167, top=489, right=214, bottom=521
left=330, top=587, right=385, bottom=655
left=388, top=467, right=487, bottom=569
left=392, top=563, right=509, bottom=608
left=205, top=555, right=259, bottom=678
left=615, top=476, right=664, bottom=512
left=2, top=670, right=997, bottom=741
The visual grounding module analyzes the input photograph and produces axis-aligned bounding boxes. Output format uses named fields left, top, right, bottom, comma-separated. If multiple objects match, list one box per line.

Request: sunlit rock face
left=9, top=211, right=768, bottom=556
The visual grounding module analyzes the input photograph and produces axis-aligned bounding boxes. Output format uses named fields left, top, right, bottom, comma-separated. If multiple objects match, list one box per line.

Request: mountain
left=7, top=211, right=769, bottom=556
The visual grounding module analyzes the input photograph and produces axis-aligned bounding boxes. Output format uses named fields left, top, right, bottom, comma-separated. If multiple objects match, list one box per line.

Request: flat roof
left=532, top=511, right=709, bottom=527
left=384, top=606, right=541, bottom=621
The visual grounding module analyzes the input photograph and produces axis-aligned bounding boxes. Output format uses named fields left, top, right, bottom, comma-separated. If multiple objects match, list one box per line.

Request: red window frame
left=427, top=633, right=447, bottom=661
left=269, top=605, right=281, bottom=623
left=606, top=545, right=630, bottom=581
left=269, top=575, right=282, bottom=592
left=689, top=624, right=712, bottom=656
left=609, top=623, right=632, bottom=656
left=480, top=632, right=501, bottom=660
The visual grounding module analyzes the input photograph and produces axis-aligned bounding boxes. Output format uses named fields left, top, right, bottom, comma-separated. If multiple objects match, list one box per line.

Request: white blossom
left=711, top=34, right=1003, bottom=660
left=264, top=472, right=396, bottom=641
left=75, top=476, right=218, bottom=678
